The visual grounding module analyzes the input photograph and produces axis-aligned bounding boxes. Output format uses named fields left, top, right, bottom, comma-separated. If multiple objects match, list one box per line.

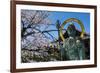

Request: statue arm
left=76, top=40, right=85, bottom=60
left=79, top=48, right=85, bottom=60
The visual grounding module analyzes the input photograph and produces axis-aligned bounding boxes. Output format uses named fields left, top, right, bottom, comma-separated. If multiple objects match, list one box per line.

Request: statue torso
left=63, top=37, right=85, bottom=60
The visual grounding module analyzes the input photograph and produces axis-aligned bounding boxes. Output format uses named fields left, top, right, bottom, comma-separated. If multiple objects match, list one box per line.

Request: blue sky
left=45, top=11, right=90, bottom=40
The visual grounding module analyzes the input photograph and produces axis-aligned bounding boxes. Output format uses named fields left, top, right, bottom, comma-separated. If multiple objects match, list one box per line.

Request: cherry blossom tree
left=21, top=10, right=52, bottom=50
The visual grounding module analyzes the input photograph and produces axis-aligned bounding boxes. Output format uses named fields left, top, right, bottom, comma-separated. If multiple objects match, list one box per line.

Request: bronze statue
left=61, top=24, right=86, bottom=60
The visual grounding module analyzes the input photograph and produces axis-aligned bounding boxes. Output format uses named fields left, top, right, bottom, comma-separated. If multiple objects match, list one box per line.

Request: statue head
left=67, top=23, right=76, bottom=37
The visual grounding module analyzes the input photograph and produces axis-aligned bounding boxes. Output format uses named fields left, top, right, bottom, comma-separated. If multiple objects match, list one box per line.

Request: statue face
left=67, top=24, right=76, bottom=37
